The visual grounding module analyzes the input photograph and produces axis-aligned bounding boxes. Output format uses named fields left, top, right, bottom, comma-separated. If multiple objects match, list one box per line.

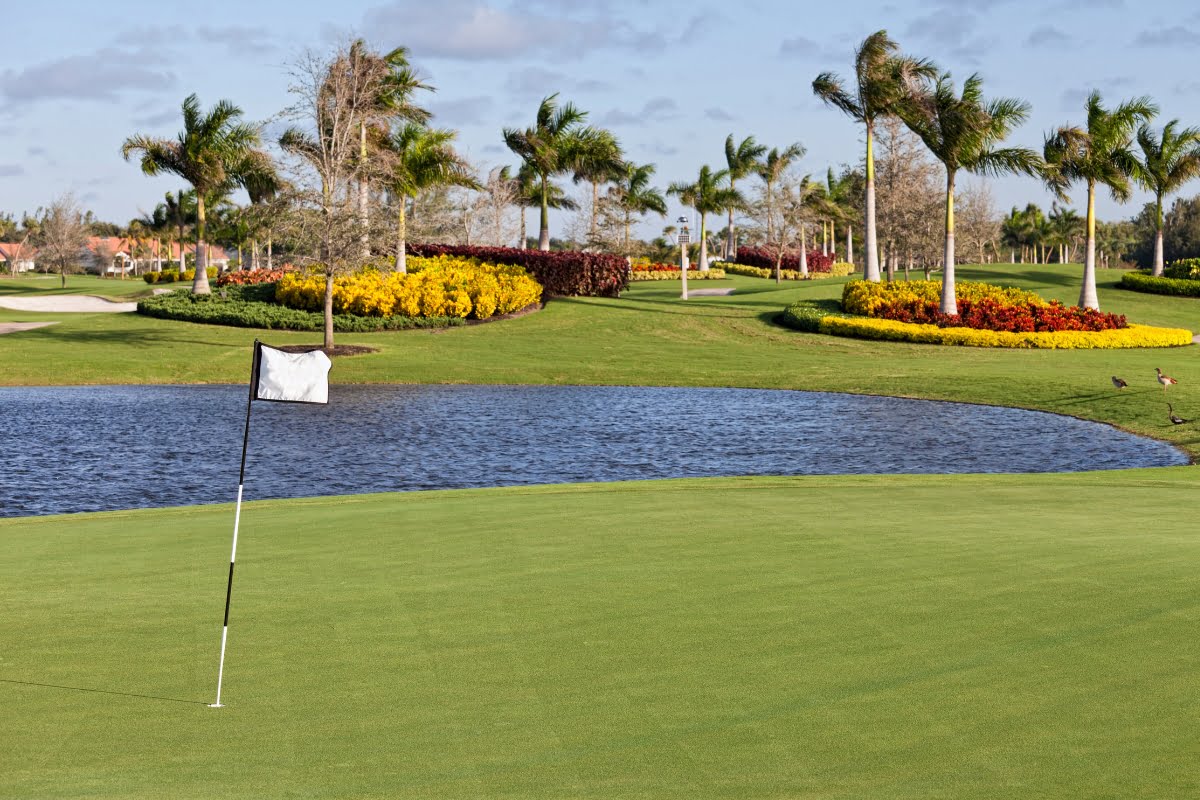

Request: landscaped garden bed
left=1119, top=260, right=1200, bottom=297
left=630, top=264, right=726, bottom=281
left=722, top=261, right=855, bottom=280
left=780, top=279, right=1193, bottom=348
left=137, top=255, right=542, bottom=332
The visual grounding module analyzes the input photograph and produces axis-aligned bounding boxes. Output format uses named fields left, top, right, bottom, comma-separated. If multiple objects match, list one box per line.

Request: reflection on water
left=0, top=384, right=1186, bottom=517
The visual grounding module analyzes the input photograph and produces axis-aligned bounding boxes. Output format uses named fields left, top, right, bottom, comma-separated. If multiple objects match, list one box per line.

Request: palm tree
left=570, top=128, right=624, bottom=243
left=238, top=153, right=282, bottom=269
left=897, top=72, right=1039, bottom=313
left=1048, top=202, right=1084, bottom=263
left=722, top=134, right=767, bottom=259
left=121, top=94, right=263, bottom=294
left=383, top=122, right=478, bottom=272
left=668, top=165, right=739, bottom=272
left=1130, top=120, right=1200, bottom=275
left=1043, top=91, right=1158, bottom=309
left=612, top=161, right=667, bottom=254
left=514, top=162, right=576, bottom=249
left=757, top=143, right=806, bottom=244
left=813, top=30, right=936, bottom=282
left=341, top=41, right=433, bottom=258
left=503, top=93, right=603, bottom=251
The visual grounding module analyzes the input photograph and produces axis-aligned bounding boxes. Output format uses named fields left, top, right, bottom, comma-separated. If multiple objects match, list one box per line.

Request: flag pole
left=210, top=340, right=261, bottom=709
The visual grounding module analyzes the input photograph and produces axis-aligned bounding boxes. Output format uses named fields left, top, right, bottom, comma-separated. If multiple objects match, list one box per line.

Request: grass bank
left=2, top=472, right=1198, bottom=798
left=3, top=263, right=1199, bottom=457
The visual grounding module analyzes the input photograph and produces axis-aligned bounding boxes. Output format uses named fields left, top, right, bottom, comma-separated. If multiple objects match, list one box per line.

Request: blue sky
left=2, top=0, right=1198, bottom=233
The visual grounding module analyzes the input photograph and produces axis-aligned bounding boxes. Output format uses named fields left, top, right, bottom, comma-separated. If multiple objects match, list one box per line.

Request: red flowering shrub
left=215, top=268, right=293, bottom=287
left=407, top=243, right=627, bottom=297
left=733, top=247, right=834, bottom=273
left=871, top=296, right=1126, bottom=333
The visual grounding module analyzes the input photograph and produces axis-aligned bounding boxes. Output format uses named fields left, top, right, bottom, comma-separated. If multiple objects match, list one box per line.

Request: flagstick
left=210, top=343, right=260, bottom=709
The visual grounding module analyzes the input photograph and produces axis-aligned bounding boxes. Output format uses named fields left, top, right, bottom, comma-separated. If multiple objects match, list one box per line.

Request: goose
left=1111, top=376, right=1128, bottom=389
left=1168, top=404, right=1187, bottom=425
left=1156, top=368, right=1178, bottom=392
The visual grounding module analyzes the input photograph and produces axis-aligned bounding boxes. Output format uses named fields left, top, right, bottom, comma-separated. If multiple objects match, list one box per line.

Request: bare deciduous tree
left=36, top=194, right=90, bottom=288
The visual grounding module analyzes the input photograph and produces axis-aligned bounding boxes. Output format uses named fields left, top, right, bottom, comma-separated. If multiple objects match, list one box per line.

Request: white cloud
left=0, top=47, right=175, bottom=107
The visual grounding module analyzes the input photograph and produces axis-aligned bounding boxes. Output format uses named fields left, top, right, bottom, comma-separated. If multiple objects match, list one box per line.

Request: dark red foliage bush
left=733, top=247, right=834, bottom=273
left=407, top=243, right=628, bottom=297
left=873, top=296, right=1126, bottom=333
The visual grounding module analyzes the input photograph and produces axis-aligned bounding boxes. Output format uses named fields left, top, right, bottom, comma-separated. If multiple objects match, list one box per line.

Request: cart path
left=0, top=296, right=138, bottom=313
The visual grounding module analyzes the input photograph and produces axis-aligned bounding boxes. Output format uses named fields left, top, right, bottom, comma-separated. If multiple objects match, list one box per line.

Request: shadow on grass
left=28, top=321, right=236, bottom=349
left=0, top=677, right=207, bottom=706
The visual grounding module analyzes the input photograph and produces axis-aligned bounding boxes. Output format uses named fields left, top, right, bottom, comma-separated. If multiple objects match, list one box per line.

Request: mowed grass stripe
left=2, top=472, right=1198, bottom=798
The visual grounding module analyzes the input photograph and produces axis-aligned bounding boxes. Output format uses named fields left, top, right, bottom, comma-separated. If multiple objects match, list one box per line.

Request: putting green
left=3, top=472, right=1198, bottom=798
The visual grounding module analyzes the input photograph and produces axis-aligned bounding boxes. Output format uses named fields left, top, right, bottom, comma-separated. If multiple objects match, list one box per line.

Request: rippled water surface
left=0, top=384, right=1186, bottom=517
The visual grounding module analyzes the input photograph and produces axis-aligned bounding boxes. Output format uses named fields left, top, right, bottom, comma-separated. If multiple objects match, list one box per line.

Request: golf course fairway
left=3, top=471, right=1198, bottom=798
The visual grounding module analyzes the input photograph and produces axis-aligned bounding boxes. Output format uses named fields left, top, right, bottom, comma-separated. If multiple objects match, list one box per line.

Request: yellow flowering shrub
left=275, top=256, right=542, bottom=320
left=842, top=279, right=1045, bottom=317
left=818, top=316, right=1193, bottom=349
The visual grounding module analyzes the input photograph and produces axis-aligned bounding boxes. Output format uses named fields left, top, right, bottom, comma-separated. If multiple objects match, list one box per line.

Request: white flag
left=254, top=343, right=332, bottom=404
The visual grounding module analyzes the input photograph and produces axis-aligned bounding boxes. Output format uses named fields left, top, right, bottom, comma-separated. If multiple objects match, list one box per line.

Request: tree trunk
left=846, top=224, right=853, bottom=265
left=267, top=236, right=273, bottom=270
left=727, top=206, right=737, bottom=261
left=699, top=213, right=709, bottom=272
left=395, top=201, right=408, bottom=273
left=863, top=125, right=880, bottom=281
left=61, top=267, right=66, bottom=289
left=359, top=122, right=370, bottom=260
left=520, top=206, right=527, bottom=249
left=1152, top=197, right=1165, bottom=276
left=764, top=180, right=774, bottom=245
left=591, top=180, right=599, bottom=243
left=323, top=271, right=335, bottom=351
left=538, top=178, right=550, bottom=251
left=193, top=195, right=210, bottom=294
left=799, top=223, right=809, bottom=277
left=941, top=171, right=957, bottom=315
left=1080, top=182, right=1099, bottom=310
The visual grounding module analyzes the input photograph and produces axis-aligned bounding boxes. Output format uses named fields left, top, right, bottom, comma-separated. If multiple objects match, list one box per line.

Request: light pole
left=678, top=216, right=690, bottom=300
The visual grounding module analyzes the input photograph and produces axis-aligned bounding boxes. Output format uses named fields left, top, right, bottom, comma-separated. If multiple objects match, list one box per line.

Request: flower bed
left=275, top=256, right=541, bottom=320
left=406, top=243, right=626, bottom=297
left=215, top=268, right=293, bottom=287
left=843, top=279, right=1126, bottom=333
left=723, top=262, right=855, bottom=281
left=816, top=316, right=1192, bottom=349
left=630, top=268, right=726, bottom=281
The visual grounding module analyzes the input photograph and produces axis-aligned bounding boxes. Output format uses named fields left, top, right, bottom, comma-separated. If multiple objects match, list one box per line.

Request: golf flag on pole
left=210, top=340, right=331, bottom=708
left=254, top=343, right=332, bottom=404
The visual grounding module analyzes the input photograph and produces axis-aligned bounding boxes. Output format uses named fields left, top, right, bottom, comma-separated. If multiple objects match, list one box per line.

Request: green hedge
left=1118, top=271, right=1200, bottom=297
left=777, top=299, right=847, bottom=332
left=137, top=286, right=464, bottom=332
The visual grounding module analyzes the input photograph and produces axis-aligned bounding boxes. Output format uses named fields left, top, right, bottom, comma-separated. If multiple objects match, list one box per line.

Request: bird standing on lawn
left=1156, top=368, right=1178, bottom=392
left=1168, top=404, right=1186, bottom=425
left=1112, top=376, right=1128, bottom=389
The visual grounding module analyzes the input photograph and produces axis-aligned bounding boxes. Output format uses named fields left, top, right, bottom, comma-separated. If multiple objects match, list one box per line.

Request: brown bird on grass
left=1111, top=376, right=1128, bottom=389
left=1156, top=368, right=1178, bottom=392
left=1168, top=404, right=1187, bottom=425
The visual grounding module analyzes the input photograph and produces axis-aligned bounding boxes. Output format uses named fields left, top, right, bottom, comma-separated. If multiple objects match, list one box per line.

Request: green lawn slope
left=2, top=473, right=1198, bottom=798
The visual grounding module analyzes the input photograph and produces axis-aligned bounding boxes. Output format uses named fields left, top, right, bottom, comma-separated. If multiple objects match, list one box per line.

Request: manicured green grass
left=4, top=264, right=1200, bottom=458
left=2, top=472, right=1198, bottom=798
left=0, top=274, right=158, bottom=298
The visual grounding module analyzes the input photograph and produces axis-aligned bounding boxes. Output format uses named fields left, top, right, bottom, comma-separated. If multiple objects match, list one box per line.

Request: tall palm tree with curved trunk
left=898, top=72, right=1039, bottom=313
left=613, top=161, right=667, bottom=254
left=813, top=30, right=936, bottom=282
left=1130, top=120, right=1200, bottom=275
left=723, top=134, right=767, bottom=259
left=383, top=122, right=478, bottom=271
left=503, top=94, right=602, bottom=251
left=668, top=165, right=740, bottom=272
left=1043, top=91, right=1157, bottom=309
left=121, top=94, right=263, bottom=294
left=757, top=143, right=806, bottom=244
left=342, top=41, right=433, bottom=258
left=514, top=162, right=576, bottom=249
left=571, top=129, right=624, bottom=243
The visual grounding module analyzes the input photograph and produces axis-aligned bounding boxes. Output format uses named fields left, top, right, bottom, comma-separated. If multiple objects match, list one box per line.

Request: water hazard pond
left=1, top=384, right=1188, bottom=517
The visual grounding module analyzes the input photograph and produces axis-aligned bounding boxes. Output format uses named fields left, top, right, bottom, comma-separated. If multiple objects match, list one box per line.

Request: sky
left=2, top=0, right=1198, bottom=237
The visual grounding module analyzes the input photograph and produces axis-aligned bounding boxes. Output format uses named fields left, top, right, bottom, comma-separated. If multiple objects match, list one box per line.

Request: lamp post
left=677, top=216, right=690, bottom=300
